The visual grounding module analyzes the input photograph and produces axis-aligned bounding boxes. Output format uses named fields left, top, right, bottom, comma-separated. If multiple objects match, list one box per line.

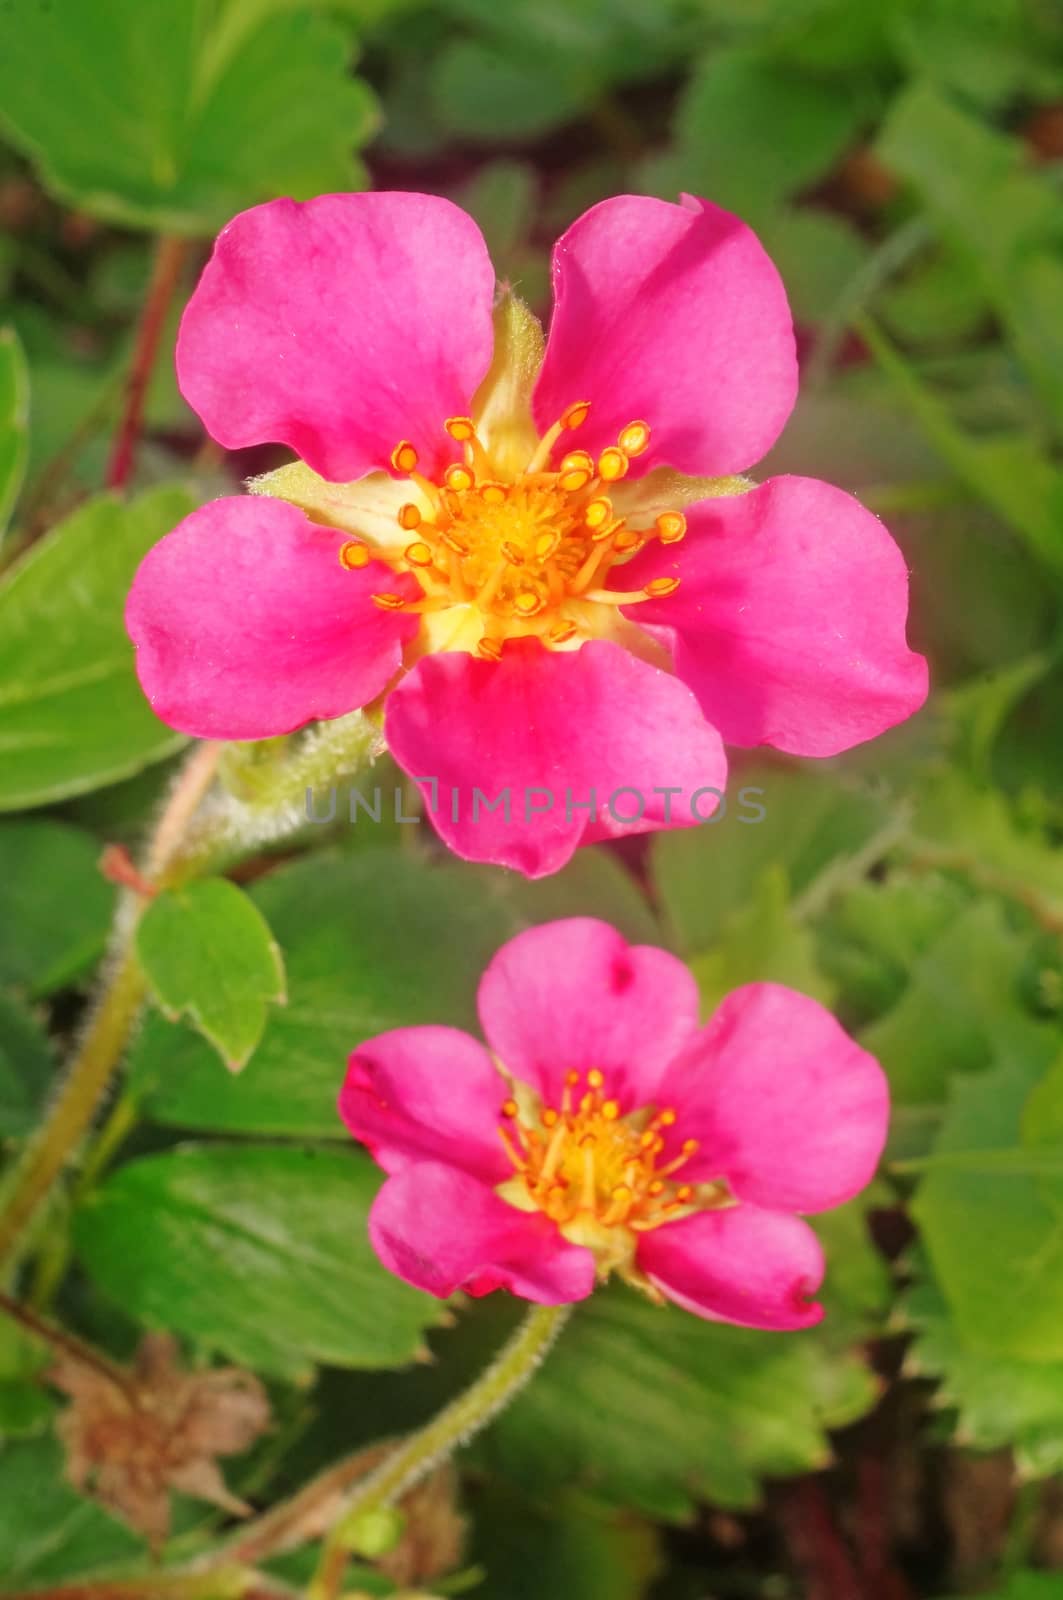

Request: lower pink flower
left=339, top=918, right=889, bottom=1329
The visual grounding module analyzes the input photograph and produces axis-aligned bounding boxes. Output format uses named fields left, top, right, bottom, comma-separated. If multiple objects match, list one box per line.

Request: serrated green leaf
left=0, top=989, right=53, bottom=1139
left=912, top=1055, right=1063, bottom=1361
left=904, top=1265, right=1063, bottom=1480
left=0, top=328, right=29, bottom=543
left=690, top=864, right=835, bottom=1016
left=130, top=846, right=654, bottom=1140
left=860, top=898, right=1046, bottom=1105
left=136, top=877, right=285, bottom=1072
left=483, top=1285, right=878, bottom=1517
left=667, top=48, right=869, bottom=223
left=858, top=316, right=1063, bottom=574
left=129, top=849, right=517, bottom=1138
left=876, top=83, right=1063, bottom=433
left=651, top=761, right=892, bottom=954
left=0, top=1, right=375, bottom=234
left=0, top=821, right=115, bottom=996
left=0, top=486, right=192, bottom=811
left=74, top=1144, right=445, bottom=1380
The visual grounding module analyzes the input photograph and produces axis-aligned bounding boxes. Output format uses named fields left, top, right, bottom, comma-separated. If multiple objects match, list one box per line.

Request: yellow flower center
left=495, top=1066, right=731, bottom=1282
left=338, top=404, right=686, bottom=660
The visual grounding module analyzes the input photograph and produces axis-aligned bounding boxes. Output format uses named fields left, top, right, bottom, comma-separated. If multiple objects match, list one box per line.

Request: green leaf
left=474, top=1486, right=661, bottom=1600
left=904, top=1264, right=1063, bottom=1479
left=860, top=899, right=1044, bottom=1105
left=666, top=49, right=869, bottom=223
left=0, top=990, right=53, bottom=1139
left=483, top=1284, right=878, bottom=1517
left=689, top=864, right=835, bottom=1016
left=432, top=40, right=583, bottom=140
left=816, top=871, right=969, bottom=1023
left=130, top=849, right=517, bottom=1138
left=858, top=316, right=1063, bottom=575
left=912, top=1055, right=1063, bottom=1361
left=490, top=846, right=661, bottom=949
left=136, top=877, right=286, bottom=1072
left=0, top=2, right=375, bottom=234
left=650, top=761, right=892, bottom=954
left=0, top=327, right=29, bottom=543
left=876, top=83, right=1063, bottom=432
left=0, top=486, right=191, bottom=811
left=0, top=1435, right=142, bottom=1589
left=759, top=208, right=871, bottom=326
left=0, top=1317, right=52, bottom=1441
left=131, top=845, right=663, bottom=1139
left=0, top=821, right=115, bottom=996
left=74, top=1144, right=445, bottom=1380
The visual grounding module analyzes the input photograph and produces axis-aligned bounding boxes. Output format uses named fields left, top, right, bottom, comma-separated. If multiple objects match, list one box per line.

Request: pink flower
left=339, top=918, right=889, bottom=1329
left=126, top=191, right=927, bottom=877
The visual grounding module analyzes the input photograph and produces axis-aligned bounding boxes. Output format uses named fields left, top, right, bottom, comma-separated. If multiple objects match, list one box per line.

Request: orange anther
left=618, top=420, right=651, bottom=456
left=404, top=542, right=434, bottom=568
left=602, top=1100, right=620, bottom=1121
left=371, top=592, right=407, bottom=610
left=514, top=590, right=545, bottom=616
left=656, top=511, right=687, bottom=544
left=561, top=400, right=591, bottom=429
left=397, top=503, right=422, bottom=531
left=445, top=416, right=476, bottom=441
left=645, top=576, right=680, bottom=598
left=501, top=541, right=525, bottom=566
left=658, top=1108, right=677, bottom=1127
left=542, top=1107, right=559, bottom=1127
left=501, top=1098, right=518, bottom=1119
left=477, top=636, right=503, bottom=660
left=481, top=482, right=507, bottom=504
left=444, top=463, right=474, bottom=492
left=390, top=440, right=418, bottom=473
left=612, top=529, right=642, bottom=553
left=338, top=540, right=370, bottom=570
left=549, top=621, right=578, bottom=646
left=584, top=497, right=612, bottom=529
left=587, top=1068, right=604, bottom=1089
left=597, top=446, right=629, bottom=482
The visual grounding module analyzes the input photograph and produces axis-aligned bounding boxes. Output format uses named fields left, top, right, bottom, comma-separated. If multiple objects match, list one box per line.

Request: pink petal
left=368, top=1162, right=596, bottom=1304
left=177, top=193, right=496, bottom=482
left=477, top=917, right=700, bottom=1110
left=658, top=984, right=889, bottom=1213
left=384, top=638, right=728, bottom=878
left=125, top=496, right=417, bottom=740
left=340, top=1025, right=510, bottom=1186
left=622, top=475, right=928, bottom=757
left=534, top=194, right=796, bottom=477
left=638, top=1204, right=825, bottom=1330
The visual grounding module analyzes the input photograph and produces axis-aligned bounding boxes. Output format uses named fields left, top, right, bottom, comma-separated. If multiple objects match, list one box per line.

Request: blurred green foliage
left=2, top=0, right=1063, bottom=1595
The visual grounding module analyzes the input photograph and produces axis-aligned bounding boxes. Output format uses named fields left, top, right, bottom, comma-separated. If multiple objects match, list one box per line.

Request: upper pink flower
left=338, top=918, right=889, bottom=1329
left=126, top=191, right=928, bottom=877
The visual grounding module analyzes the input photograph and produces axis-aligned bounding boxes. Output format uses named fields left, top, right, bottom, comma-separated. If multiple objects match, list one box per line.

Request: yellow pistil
left=347, top=403, right=688, bottom=657
left=495, top=1067, right=732, bottom=1286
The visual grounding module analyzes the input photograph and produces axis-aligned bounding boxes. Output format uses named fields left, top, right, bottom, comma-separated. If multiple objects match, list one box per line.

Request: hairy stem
left=0, top=742, right=221, bottom=1274
left=0, top=714, right=383, bottom=1278
left=308, top=1303, right=570, bottom=1599
left=106, top=236, right=190, bottom=491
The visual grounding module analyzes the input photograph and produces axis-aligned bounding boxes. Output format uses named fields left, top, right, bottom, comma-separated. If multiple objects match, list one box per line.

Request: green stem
left=306, top=1303, right=570, bottom=1599
left=0, top=741, right=222, bottom=1275
left=0, top=714, right=383, bottom=1279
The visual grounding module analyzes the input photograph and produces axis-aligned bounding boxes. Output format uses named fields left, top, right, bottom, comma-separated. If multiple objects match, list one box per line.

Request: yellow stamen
left=390, top=440, right=418, bottom=474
